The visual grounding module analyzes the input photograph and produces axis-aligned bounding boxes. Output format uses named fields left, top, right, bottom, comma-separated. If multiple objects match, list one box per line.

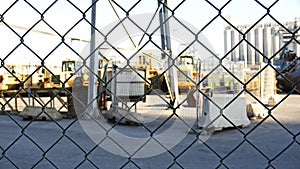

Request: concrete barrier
left=103, top=105, right=143, bottom=125
left=20, top=106, right=61, bottom=120
left=246, top=102, right=268, bottom=119
left=199, top=95, right=250, bottom=131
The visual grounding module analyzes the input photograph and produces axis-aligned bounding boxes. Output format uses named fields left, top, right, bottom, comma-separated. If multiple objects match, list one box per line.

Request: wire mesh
left=0, top=0, right=299, bottom=168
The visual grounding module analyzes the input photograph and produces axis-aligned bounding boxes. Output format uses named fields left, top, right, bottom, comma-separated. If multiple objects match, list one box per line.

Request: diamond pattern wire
left=0, top=0, right=299, bottom=168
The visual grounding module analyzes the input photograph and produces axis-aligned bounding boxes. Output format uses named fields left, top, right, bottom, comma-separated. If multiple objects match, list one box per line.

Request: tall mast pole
left=159, top=0, right=180, bottom=108
left=87, top=0, right=98, bottom=117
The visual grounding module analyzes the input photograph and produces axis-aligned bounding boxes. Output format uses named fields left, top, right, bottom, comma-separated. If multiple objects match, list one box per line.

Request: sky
left=0, top=0, right=299, bottom=66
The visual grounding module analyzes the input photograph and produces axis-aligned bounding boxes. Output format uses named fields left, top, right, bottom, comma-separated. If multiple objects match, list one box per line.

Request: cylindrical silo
left=224, top=27, right=232, bottom=57
left=238, top=28, right=244, bottom=61
left=231, top=29, right=240, bottom=61
left=263, top=25, right=272, bottom=63
left=239, top=31, right=247, bottom=66
left=247, top=29, right=255, bottom=65
left=255, top=26, right=264, bottom=63
left=271, top=27, right=280, bottom=61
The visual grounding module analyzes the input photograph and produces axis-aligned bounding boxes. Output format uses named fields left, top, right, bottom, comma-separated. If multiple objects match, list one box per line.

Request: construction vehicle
left=177, top=54, right=199, bottom=93
left=137, top=52, right=199, bottom=94
left=0, top=64, right=49, bottom=90
left=134, top=52, right=159, bottom=83
left=0, top=59, right=82, bottom=90
left=0, top=51, right=199, bottom=93
left=276, top=50, right=300, bottom=92
left=0, top=65, right=24, bottom=90
left=55, top=59, right=83, bottom=88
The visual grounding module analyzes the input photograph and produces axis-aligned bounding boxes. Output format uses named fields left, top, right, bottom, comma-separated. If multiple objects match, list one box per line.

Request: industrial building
left=224, top=17, right=300, bottom=66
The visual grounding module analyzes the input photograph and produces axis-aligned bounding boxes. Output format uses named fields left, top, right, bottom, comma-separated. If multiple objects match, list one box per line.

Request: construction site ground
left=0, top=94, right=299, bottom=168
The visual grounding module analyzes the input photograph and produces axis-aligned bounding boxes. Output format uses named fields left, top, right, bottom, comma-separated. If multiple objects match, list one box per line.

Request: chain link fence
left=0, top=0, right=299, bottom=168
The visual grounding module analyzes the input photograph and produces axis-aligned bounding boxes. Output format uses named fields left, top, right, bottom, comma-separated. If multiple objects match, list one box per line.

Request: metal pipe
left=159, top=0, right=180, bottom=108
left=87, top=0, right=98, bottom=118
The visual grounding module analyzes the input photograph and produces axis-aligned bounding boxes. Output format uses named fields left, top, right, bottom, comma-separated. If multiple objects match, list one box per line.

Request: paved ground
left=0, top=94, right=299, bottom=169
